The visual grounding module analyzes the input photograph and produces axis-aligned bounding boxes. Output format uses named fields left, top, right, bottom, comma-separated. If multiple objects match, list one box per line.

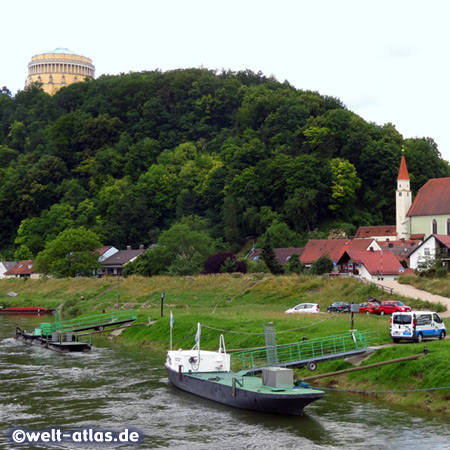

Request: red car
left=374, top=301, right=411, bottom=316
left=356, top=302, right=377, bottom=314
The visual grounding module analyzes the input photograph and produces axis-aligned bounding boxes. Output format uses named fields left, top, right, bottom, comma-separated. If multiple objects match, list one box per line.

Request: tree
left=310, top=255, right=334, bottom=275
left=35, top=227, right=102, bottom=277
left=203, top=252, right=235, bottom=274
left=284, top=188, right=318, bottom=232
left=125, top=222, right=216, bottom=276
left=285, top=254, right=305, bottom=275
left=203, top=252, right=246, bottom=274
left=262, top=221, right=298, bottom=248
left=329, top=158, right=361, bottom=220
left=261, top=234, right=283, bottom=275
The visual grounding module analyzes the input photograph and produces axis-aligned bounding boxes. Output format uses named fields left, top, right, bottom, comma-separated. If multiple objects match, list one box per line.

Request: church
left=354, top=156, right=450, bottom=272
left=395, top=156, right=450, bottom=271
left=396, top=156, right=450, bottom=240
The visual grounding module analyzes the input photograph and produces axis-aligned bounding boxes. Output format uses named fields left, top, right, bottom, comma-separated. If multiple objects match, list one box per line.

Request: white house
left=408, top=235, right=450, bottom=271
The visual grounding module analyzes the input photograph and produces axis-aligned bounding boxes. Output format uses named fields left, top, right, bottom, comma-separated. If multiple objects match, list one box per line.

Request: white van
left=390, top=311, right=446, bottom=343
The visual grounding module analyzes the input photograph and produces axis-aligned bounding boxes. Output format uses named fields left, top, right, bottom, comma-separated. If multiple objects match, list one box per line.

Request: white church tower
left=396, top=155, right=412, bottom=240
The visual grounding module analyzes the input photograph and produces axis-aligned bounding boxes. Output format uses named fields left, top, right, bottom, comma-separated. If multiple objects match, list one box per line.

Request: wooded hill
left=1, top=69, right=449, bottom=259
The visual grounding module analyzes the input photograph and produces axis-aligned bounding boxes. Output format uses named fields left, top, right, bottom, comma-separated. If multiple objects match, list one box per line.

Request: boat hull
left=15, top=330, right=91, bottom=352
left=0, top=307, right=54, bottom=315
left=166, top=365, right=324, bottom=415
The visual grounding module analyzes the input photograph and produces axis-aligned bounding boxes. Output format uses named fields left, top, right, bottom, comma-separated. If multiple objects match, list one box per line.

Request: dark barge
left=165, top=327, right=324, bottom=415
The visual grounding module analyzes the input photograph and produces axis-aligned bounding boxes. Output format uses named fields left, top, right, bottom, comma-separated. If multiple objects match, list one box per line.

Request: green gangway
left=230, top=331, right=379, bottom=373
left=54, top=309, right=137, bottom=333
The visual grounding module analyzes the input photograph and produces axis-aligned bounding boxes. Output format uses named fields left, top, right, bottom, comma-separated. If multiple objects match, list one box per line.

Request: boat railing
left=55, top=309, right=136, bottom=332
left=230, top=330, right=379, bottom=372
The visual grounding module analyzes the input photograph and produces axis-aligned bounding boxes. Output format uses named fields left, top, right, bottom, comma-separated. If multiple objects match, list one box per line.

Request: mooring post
left=161, top=292, right=165, bottom=317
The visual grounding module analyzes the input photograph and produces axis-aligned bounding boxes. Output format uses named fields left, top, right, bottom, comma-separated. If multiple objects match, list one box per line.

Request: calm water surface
left=1, top=315, right=449, bottom=449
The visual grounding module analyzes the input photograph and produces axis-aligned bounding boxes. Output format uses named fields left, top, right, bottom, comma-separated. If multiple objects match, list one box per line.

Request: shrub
left=435, top=266, right=448, bottom=278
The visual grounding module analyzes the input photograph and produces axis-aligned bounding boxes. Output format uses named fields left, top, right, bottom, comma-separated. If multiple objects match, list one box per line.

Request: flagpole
left=170, top=310, right=173, bottom=350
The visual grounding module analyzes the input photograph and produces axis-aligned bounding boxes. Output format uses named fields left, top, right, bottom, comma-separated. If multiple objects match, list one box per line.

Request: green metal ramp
left=55, top=309, right=136, bottom=332
left=230, top=331, right=378, bottom=373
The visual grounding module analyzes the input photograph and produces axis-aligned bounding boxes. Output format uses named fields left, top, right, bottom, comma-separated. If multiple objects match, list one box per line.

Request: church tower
left=396, top=155, right=412, bottom=239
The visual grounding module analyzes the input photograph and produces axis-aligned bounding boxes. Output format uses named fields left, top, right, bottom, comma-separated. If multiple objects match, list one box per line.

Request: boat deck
left=186, top=371, right=319, bottom=396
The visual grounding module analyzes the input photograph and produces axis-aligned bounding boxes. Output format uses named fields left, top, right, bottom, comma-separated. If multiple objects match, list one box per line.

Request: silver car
left=285, top=303, right=320, bottom=314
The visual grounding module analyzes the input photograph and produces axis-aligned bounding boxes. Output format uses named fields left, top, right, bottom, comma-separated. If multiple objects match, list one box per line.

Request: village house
left=0, top=261, right=18, bottom=279
left=299, top=238, right=380, bottom=271
left=408, top=234, right=450, bottom=271
left=338, top=249, right=407, bottom=281
left=354, top=226, right=397, bottom=241
left=100, top=246, right=146, bottom=276
left=4, top=260, right=39, bottom=279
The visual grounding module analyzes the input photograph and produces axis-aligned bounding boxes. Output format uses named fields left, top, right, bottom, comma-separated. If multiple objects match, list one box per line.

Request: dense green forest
left=1, top=68, right=449, bottom=263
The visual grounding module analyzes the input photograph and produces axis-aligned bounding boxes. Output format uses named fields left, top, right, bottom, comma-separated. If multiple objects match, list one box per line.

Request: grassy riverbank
left=2, top=274, right=449, bottom=413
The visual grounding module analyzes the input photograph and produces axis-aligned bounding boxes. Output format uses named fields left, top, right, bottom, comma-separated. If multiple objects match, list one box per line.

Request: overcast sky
left=3, top=0, right=450, bottom=162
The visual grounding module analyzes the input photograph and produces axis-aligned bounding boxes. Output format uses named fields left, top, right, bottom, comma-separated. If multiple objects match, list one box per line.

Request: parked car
left=285, top=303, right=320, bottom=314
left=373, top=301, right=411, bottom=316
left=356, top=302, right=377, bottom=314
left=390, top=311, right=446, bottom=343
left=327, top=301, right=350, bottom=313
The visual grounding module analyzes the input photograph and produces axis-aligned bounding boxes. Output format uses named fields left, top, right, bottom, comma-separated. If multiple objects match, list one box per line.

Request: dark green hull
left=166, top=365, right=324, bottom=415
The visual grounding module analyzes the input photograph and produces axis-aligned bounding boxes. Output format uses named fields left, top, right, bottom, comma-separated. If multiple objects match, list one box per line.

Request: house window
left=432, top=219, right=437, bottom=234
left=424, top=248, right=430, bottom=256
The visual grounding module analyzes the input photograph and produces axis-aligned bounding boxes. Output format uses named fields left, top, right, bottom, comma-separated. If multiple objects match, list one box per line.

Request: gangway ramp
left=55, top=309, right=137, bottom=333
left=230, top=331, right=378, bottom=373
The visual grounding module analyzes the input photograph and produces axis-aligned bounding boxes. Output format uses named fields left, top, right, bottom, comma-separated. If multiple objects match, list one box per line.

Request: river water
left=1, top=315, right=449, bottom=450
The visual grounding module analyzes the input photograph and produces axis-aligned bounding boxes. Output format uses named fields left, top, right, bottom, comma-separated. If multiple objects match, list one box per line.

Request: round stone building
left=25, top=48, right=95, bottom=95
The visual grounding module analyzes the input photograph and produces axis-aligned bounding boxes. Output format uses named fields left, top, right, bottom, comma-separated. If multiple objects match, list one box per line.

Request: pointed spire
left=397, top=155, right=410, bottom=181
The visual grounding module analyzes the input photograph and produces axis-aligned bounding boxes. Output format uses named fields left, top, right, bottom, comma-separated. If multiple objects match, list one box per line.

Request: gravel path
left=374, top=279, right=450, bottom=317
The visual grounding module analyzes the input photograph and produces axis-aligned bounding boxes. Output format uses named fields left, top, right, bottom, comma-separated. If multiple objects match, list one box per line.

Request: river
left=1, top=315, right=449, bottom=450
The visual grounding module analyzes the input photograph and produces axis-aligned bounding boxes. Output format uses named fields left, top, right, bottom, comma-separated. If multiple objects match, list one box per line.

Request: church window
left=447, top=219, right=450, bottom=235
left=432, top=219, right=437, bottom=234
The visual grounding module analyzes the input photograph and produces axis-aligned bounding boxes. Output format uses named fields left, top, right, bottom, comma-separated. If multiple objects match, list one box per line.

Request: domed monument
left=25, top=48, right=95, bottom=95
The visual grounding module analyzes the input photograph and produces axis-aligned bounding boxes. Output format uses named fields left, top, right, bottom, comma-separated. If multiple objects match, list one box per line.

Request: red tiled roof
left=4, top=260, right=35, bottom=276
left=97, top=245, right=115, bottom=255
left=410, top=234, right=425, bottom=240
left=407, top=178, right=450, bottom=216
left=433, top=234, right=450, bottom=248
left=354, top=226, right=397, bottom=239
left=397, top=155, right=410, bottom=180
left=345, top=250, right=404, bottom=275
left=300, top=239, right=377, bottom=264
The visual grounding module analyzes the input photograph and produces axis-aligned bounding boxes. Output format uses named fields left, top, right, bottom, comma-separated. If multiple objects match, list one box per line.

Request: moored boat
left=165, top=324, right=324, bottom=415
left=13, top=309, right=136, bottom=352
left=0, top=307, right=54, bottom=315
left=15, top=324, right=91, bottom=352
